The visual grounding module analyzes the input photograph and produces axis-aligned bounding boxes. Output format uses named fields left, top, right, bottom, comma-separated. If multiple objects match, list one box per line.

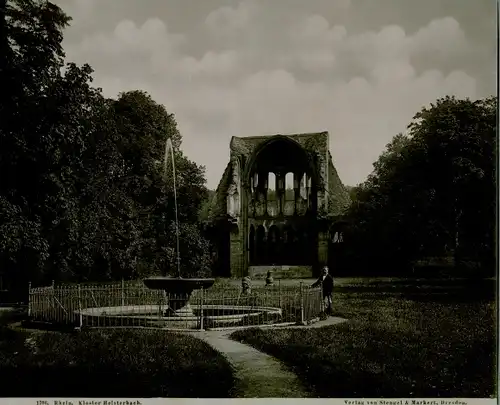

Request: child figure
left=242, top=276, right=252, bottom=295
left=265, top=270, right=274, bottom=286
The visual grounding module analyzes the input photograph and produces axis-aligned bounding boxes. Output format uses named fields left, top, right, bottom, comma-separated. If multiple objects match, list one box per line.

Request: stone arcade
left=206, top=132, right=351, bottom=279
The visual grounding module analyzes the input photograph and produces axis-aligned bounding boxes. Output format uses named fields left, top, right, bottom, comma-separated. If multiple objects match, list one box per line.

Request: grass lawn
left=0, top=327, right=235, bottom=397
left=231, top=278, right=496, bottom=398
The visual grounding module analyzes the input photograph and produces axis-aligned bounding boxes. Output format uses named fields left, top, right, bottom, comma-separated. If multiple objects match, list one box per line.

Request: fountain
left=143, top=137, right=215, bottom=317
left=72, top=138, right=285, bottom=330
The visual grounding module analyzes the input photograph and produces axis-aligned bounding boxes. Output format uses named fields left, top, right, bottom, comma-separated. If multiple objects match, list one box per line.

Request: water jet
left=143, top=137, right=214, bottom=317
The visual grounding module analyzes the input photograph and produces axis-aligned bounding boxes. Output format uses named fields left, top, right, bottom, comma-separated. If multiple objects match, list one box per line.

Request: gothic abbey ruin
left=206, top=132, right=351, bottom=279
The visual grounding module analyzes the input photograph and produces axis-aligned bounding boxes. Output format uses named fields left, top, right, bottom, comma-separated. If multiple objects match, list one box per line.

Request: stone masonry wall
left=211, top=132, right=349, bottom=278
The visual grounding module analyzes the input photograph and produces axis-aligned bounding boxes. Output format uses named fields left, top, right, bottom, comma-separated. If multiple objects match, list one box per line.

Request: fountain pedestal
left=143, top=277, right=215, bottom=317
left=167, top=303, right=194, bottom=316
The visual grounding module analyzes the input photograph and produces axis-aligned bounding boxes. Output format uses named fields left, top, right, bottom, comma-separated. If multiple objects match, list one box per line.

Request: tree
left=199, top=189, right=216, bottom=223
left=107, top=90, right=210, bottom=279
left=0, top=0, right=80, bottom=289
left=408, top=96, right=496, bottom=270
left=346, top=96, right=496, bottom=276
left=0, top=1, right=212, bottom=294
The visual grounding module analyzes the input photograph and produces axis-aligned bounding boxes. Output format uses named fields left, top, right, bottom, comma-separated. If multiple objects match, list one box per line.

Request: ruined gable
left=208, top=131, right=351, bottom=278
left=208, top=161, right=232, bottom=220
left=210, top=132, right=349, bottom=220
left=326, top=152, right=351, bottom=217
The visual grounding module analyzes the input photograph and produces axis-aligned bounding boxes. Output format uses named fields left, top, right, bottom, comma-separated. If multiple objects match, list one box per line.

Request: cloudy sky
left=54, top=0, right=496, bottom=189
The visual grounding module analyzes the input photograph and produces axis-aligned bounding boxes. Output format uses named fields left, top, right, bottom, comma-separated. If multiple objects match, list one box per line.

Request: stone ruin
left=206, top=132, right=351, bottom=279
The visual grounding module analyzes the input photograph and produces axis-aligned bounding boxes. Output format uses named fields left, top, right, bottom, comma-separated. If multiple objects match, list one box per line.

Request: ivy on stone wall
left=302, top=133, right=328, bottom=153
left=208, top=161, right=232, bottom=221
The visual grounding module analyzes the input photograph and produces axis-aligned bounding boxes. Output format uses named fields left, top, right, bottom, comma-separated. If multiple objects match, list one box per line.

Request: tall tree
left=0, top=0, right=75, bottom=289
left=346, top=96, right=496, bottom=275
left=106, top=90, right=210, bottom=279
left=0, top=1, right=212, bottom=293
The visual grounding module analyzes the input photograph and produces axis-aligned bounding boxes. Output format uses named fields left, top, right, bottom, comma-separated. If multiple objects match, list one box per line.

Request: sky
left=54, top=0, right=496, bottom=189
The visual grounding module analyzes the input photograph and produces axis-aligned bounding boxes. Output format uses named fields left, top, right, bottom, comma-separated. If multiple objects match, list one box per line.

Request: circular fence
left=28, top=281, right=323, bottom=330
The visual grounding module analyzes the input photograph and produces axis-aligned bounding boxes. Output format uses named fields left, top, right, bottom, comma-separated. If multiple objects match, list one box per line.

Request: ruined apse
left=207, top=132, right=351, bottom=279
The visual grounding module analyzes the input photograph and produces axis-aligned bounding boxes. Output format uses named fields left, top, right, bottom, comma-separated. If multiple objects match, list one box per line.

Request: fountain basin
left=75, top=304, right=282, bottom=329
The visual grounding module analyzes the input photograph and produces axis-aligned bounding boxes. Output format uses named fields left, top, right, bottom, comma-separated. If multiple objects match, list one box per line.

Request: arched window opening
left=282, top=225, right=296, bottom=264
left=282, top=172, right=295, bottom=216
left=267, top=172, right=276, bottom=192
left=333, top=231, right=344, bottom=244
left=285, top=172, right=294, bottom=201
left=256, top=225, right=266, bottom=264
left=267, top=172, right=278, bottom=216
left=268, top=225, right=280, bottom=263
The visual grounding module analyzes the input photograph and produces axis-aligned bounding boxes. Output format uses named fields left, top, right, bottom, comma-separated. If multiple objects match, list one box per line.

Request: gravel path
left=188, top=316, right=346, bottom=398
left=193, top=329, right=311, bottom=398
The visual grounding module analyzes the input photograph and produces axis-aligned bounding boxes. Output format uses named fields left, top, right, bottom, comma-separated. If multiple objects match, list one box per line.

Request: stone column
left=306, top=175, right=311, bottom=209
left=277, top=172, right=285, bottom=215
left=263, top=171, right=268, bottom=214
left=241, top=179, right=251, bottom=276
left=229, top=224, right=243, bottom=277
left=293, top=172, right=300, bottom=214
left=250, top=227, right=256, bottom=265
left=317, top=230, right=329, bottom=269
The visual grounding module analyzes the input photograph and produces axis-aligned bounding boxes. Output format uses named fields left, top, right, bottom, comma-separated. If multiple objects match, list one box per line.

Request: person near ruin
left=242, top=276, right=252, bottom=295
left=311, top=266, right=334, bottom=315
left=265, top=269, right=274, bottom=286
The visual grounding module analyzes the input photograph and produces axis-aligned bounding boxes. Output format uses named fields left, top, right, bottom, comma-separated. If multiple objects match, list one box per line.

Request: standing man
left=311, top=266, right=334, bottom=315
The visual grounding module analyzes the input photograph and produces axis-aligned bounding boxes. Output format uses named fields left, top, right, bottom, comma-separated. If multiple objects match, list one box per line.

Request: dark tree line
left=0, top=0, right=211, bottom=295
left=0, top=0, right=495, bottom=297
left=344, top=96, right=496, bottom=276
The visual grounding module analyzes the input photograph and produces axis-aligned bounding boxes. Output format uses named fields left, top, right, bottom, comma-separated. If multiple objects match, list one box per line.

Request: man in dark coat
left=311, top=266, right=334, bottom=315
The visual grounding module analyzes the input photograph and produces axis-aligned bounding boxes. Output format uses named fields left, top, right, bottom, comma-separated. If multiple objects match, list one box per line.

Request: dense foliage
left=0, top=0, right=210, bottom=296
left=344, top=96, right=496, bottom=275
left=0, top=0, right=495, bottom=292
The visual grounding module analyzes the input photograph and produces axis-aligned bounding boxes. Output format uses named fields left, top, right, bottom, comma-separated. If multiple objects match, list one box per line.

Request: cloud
left=205, top=1, right=258, bottom=36
left=61, top=0, right=480, bottom=189
left=67, top=18, right=185, bottom=76
left=170, top=50, right=240, bottom=79
left=410, top=16, right=467, bottom=55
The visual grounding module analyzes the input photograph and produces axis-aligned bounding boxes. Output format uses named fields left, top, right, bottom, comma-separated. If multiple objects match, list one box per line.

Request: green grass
left=231, top=278, right=496, bottom=398
left=0, top=327, right=235, bottom=397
